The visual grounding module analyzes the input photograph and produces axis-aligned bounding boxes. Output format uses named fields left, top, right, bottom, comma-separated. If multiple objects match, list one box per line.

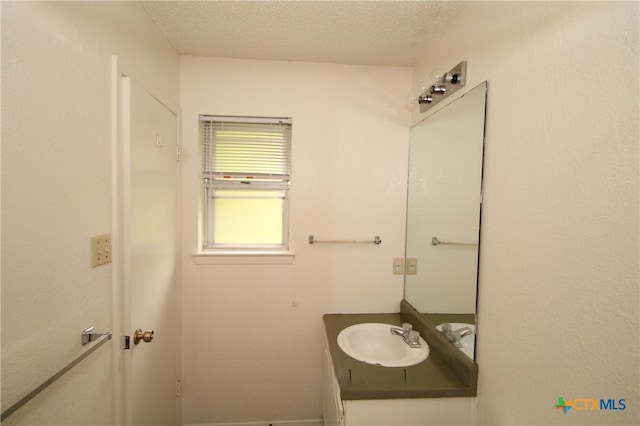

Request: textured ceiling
left=142, top=1, right=466, bottom=67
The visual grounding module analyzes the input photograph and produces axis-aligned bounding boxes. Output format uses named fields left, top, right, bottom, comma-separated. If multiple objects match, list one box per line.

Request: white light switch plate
left=90, top=234, right=112, bottom=268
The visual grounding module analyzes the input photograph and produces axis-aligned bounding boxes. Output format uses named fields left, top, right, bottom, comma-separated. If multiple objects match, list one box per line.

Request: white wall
left=1, top=3, right=178, bottom=424
left=180, top=57, right=411, bottom=424
left=411, top=2, right=638, bottom=425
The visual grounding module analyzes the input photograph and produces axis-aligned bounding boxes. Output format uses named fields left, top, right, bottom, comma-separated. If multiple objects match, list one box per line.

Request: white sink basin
left=436, top=323, right=475, bottom=359
left=337, top=323, right=429, bottom=367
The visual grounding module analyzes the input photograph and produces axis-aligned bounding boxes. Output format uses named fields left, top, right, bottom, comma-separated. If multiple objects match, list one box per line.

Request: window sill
left=192, top=250, right=295, bottom=265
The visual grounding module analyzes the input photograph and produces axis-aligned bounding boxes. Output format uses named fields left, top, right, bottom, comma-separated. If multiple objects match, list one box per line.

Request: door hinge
left=176, top=146, right=182, bottom=162
left=124, top=335, right=131, bottom=350
left=176, top=379, right=181, bottom=397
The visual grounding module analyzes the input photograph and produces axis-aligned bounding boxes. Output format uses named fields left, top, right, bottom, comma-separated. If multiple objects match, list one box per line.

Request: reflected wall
left=405, top=82, right=487, bottom=314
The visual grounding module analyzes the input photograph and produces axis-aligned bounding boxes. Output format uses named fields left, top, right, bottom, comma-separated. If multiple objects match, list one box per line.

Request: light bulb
left=406, top=93, right=420, bottom=106
left=417, top=80, right=431, bottom=93
left=428, top=69, right=446, bottom=84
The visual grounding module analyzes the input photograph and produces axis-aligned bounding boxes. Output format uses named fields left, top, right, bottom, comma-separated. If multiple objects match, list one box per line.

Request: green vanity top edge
left=323, top=310, right=478, bottom=401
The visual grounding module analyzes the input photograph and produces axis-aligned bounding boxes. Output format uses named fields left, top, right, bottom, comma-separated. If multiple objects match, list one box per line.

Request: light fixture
left=409, top=61, right=467, bottom=113
left=418, top=94, right=433, bottom=104
left=430, top=84, right=446, bottom=95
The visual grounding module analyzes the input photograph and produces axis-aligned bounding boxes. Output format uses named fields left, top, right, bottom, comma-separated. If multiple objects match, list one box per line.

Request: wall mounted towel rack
left=431, top=236, right=478, bottom=247
left=308, top=235, right=382, bottom=245
left=1, top=327, right=112, bottom=421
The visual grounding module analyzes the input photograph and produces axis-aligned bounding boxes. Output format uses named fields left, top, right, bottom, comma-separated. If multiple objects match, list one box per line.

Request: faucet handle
left=407, top=330, right=422, bottom=348
left=402, top=323, right=413, bottom=333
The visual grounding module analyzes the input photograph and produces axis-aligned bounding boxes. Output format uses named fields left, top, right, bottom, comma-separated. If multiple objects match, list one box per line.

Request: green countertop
left=323, top=312, right=477, bottom=400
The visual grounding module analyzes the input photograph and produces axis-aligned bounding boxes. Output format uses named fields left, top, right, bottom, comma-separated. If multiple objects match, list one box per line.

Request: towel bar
left=431, top=236, right=478, bottom=247
left=308, top=235, right=382, bottom=245
left=1, top=328, right=112, bottom=421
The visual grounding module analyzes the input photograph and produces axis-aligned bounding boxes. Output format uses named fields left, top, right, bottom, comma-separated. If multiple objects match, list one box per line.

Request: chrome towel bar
left=308, top=235, right=382, bottom=245
left=1, top=328, right=112, bottom=421
left=431, top=236, right=478, bottom=247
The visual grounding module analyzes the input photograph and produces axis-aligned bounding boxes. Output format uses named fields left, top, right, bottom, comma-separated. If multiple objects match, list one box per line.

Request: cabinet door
left=343, top=398, right=475, bottom=425
left=322, top=346, right=344, bottom=426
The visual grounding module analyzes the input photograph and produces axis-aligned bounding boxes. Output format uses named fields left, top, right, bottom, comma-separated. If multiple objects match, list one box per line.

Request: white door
left=121, top=75, right=179, bottom=425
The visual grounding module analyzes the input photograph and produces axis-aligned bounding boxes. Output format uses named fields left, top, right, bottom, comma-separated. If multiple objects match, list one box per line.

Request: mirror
left=404, top=82, right=487, bottom=360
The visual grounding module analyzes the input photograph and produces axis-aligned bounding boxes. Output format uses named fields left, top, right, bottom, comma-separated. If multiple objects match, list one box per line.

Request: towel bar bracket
left=81, top=326, right=112, bottom=346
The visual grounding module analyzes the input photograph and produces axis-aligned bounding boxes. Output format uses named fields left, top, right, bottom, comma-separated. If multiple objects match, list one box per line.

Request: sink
left=436, top=323, right=475, bottom=359
left=337, top=323, right=429, bottom=367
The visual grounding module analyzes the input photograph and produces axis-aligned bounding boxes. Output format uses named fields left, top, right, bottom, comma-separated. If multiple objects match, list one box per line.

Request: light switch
left=90, top=234, right=112, bottom=268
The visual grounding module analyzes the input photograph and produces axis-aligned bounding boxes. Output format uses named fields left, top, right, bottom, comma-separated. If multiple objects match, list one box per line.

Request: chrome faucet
left=390, top=323, right=422, bottom=348
left=439, top=323, right=472, bottom=348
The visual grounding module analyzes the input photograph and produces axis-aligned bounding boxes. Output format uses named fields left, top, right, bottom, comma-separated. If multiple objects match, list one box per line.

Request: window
left=200, top=116, right=292, bottom=252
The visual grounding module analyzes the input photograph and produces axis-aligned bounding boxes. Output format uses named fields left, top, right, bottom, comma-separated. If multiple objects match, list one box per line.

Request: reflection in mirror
left=404, top=82, right=487, bottom=360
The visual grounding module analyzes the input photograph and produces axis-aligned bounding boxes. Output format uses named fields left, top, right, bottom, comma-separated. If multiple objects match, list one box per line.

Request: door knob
left=133, top=328, right=154, bottom=345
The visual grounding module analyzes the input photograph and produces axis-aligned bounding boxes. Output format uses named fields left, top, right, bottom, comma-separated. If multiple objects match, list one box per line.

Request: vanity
left=322, top=76, right=488, bottom=426
left=323, top=301, right=477, bottom=426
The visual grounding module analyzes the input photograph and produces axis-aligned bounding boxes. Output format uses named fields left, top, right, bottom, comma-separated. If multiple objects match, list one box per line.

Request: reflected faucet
left=439, top=323, right=472, bottom=348
left=390, top=323, right=422, bottom=348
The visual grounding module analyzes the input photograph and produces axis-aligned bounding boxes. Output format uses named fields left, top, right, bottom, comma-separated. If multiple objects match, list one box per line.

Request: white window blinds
left=201, top=116, right=292, bottom=190
left=200, top=115, right=292, bottom=250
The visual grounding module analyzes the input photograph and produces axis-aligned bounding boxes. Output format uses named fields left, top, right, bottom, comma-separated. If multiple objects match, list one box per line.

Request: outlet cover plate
left=393, top=257, right=404, bottom=275
left=406, top=258, right=418, bottom=275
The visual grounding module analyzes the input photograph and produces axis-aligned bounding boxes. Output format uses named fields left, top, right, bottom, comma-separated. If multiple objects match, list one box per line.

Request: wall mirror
left=404, top=81, right=487, bottom=360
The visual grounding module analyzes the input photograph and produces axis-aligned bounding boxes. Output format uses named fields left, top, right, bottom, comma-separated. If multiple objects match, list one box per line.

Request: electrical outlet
left=90, top=234, right=112, bottom=268
left=393, top=257, right=404, bottom=275
left=406, top=258, right=418, bottom=275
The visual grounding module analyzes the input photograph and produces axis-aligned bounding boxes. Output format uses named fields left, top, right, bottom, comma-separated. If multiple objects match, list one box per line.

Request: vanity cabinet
left=323, top=346, right=344, bottom=426
left=323, top=312, right=477, bottom=426
left=323, top=343, right=475, bottom=426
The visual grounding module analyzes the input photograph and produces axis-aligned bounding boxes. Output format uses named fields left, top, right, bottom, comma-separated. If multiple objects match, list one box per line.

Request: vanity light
left=409, top=61, right=468, bottom=113
left=443, top=71, right=461, bottom=84
left=430, top=84, right=446, bottom=95
left=418, top=94, right=433, bottom=104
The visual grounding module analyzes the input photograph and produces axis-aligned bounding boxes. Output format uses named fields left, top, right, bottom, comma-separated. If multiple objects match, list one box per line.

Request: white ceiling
left=141, top=1, right=467, bottom=67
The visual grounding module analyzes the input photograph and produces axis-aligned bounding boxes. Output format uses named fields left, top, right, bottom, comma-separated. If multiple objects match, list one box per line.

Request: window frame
left=199, top=115, right=293, bottom=256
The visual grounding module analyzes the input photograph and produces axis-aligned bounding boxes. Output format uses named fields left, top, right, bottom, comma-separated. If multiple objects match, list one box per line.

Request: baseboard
left=185, top=419, right=323, bottom=426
